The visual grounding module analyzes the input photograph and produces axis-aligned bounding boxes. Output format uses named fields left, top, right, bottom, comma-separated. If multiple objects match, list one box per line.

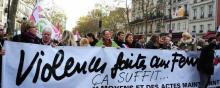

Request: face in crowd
left=164, top=36, right=171, bottom=44
left=28, top=26, right=37, bottom=36
left=160, top=36, right=166, bottom=44
left=139, top=35, right=145, bottom=43
left=42, top=29, right=52, bottom=43
left=117, top=32, right=125, bottom=41
left=103, top=30, right=111, bottom=40
left=126, top=34, right=133, bottom=44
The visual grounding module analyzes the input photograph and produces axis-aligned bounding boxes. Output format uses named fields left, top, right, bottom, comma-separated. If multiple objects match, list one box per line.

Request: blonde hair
left=80, top=38, right=90, bottom=46
left=182, top=32, right=192, bottom=40
left=61, top=30, right=76, bottom=46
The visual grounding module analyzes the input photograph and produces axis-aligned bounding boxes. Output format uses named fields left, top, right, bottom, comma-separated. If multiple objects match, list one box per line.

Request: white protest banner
left=2, top=41, right=220, bottom=88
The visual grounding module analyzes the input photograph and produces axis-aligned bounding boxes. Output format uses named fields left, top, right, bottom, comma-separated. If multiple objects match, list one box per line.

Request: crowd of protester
left=0, top=20, right=217, bottom=50
left=0, top=20, right=220, bottom=88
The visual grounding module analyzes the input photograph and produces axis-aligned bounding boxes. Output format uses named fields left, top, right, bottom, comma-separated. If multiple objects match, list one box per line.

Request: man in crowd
left=162, top=36, right=172, bottom=49
left=135, top=35, right=145, bottom=48
left=197, top=37, right=217, bottom=88
left=96, top=30, right=118, bottom=47
left=114, top=31, right=125, bottom=48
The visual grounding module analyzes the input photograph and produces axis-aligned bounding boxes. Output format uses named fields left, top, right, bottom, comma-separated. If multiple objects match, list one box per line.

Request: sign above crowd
left=2, top=41, right=220, bottom=88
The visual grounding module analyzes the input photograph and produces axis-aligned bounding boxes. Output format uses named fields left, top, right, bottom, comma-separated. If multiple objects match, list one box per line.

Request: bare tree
left=7, top=0, right=19, bottom=36
left=125, top=0, right=131, bottom=32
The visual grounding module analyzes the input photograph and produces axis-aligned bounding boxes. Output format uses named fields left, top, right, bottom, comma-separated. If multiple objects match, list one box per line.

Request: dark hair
left=86, top=33, right=98, bottom=43
left=102, top=30, right=109, bottom=35
left=86, top=33, right=96, bottom=39
left=150, top=34, right=160, bottom=43
left=117, top=31, right=124, bottom=36
left=125, top=33, right=133, bottom=40
left=216, top=33, right=220, bottom=37
left=208, top=37, right=216, bottom=43
left=160, top=33, right=167, bottom=37
left=138, top=35, right=145, bottom=40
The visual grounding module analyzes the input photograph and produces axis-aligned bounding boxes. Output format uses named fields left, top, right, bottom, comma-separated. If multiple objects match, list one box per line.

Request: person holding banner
left=178, top=32, right=195, bottom=51
left=114, top=31, right=125, bottom=48
left=13, top=21, right=40, bottom=44
left=96, top=30, right=118, bottom=47
left=86, top=33, right=98, bottom=46
left=134, top=35, right=146, bottom=48
left=0, top=22, right=6, bottom=88
left=59, top=30, right=77, bottom=46
left=80, top=38, right=90, bottom=47
left=197, top=37, right=217, bottom=88
left=124, top=33, right=136, bottom=48
left=40, top=27, right=58, bottom=47
left=145, top=34, right=160, bottom=49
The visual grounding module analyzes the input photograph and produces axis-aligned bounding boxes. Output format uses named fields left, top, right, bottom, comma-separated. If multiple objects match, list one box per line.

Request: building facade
left=189, top=0, right=216, bottom=35
left=0, top=0, right=8, bottom=26
left=15, top=0, right=34, bottom=34
left=216, top=0, right=220, bottom=29
left=130, top=0, right=165, bottom=36
left=131, top=0, right=219, bottom=37
left=164, top=0, right=189, bottom=33
left=0, top=0, right=34, bottom=34
left=130, top=0, right=146, bottom=35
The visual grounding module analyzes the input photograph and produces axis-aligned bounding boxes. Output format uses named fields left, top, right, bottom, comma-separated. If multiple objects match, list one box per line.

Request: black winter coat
left=197, top=45, right=215, bottom=75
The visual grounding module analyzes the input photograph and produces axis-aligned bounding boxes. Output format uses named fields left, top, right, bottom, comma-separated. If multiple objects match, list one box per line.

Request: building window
left=193, top=26, right=196, bottom=33
left=167, top=24, right=169, bottom=31
left=172, top=23, right=175, bottom=31
left=177, top=23, right=180, bottom=31
left=193, top=9, right=197, bottom=19
left=156, top=23, right=161, bottom=33
left=173, top=7, right=176, bottom=16
left=149, top=24, right=153, bottom=33
left=209, top=5, right=213, bottom=17
left=194, top=0, right=197, bottom=3
left=183, top=22, right=186, bottom=31
left=200, top=7, right=204, bottom=18
left=184, top=4, right=188, bottom=16
left=0, top=0, right=3, bottom=7
left=200, top=25, right=204, bottom=33
left=208, top=24, right=212, bottom=31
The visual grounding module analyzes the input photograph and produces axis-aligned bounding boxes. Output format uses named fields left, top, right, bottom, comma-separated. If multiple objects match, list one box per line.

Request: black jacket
left=197, top=45, right=215, bottom=75
left=145, top=41, right=159, bottom=49
left=13, top=33, right=40, bottom=44
left=90, top=39, right=98, bottom=46
left=0, top=38, right=6, bottom=85
left=114, top=39, right=125, bottom=48
left=125, top=41, right=136, bottom=48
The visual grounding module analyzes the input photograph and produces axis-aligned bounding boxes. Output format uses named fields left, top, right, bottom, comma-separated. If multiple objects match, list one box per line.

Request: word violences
left=16, top=50, right=107, bottom=86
